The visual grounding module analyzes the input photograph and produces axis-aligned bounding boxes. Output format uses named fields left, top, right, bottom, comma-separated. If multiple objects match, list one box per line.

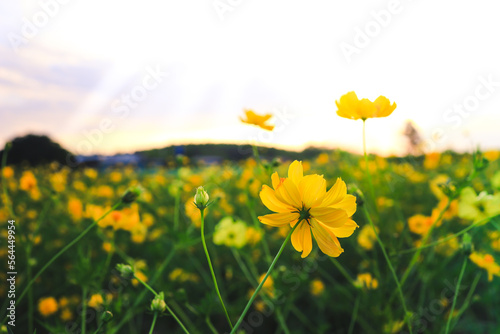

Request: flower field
left=1, top=145, right=500, bottom=334
left=1, top=96, right=500, bottom=334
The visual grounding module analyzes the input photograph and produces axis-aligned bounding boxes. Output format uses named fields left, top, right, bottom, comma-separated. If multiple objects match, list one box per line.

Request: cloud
left=0, top=42, right=110, bottom=142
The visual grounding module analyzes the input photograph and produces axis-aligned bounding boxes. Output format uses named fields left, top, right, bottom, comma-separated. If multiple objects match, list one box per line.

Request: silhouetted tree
left=0, top=134, right=75, bottom=166
left=403, top=121, right=423, bottom=155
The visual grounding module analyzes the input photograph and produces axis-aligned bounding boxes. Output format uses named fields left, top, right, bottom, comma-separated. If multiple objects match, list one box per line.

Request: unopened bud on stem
left=194, top=186, right=210, bottom=210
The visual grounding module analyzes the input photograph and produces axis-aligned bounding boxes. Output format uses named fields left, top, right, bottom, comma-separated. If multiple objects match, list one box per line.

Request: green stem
left=231, top=248, right=258, bottom=286
left=174, top=193, right=180, bottom=231
left=110, top=249, right=178, bottom=334
left=230, top=223, right=298, bottom=334
left=169, top=299, right=196, bottom=334
left=247, top=199, right=272, bottom=263
left=16, top=201, right=122, bottom=305
left=444, top=257, right=467, bottom=334
left=134, top=275, right=157, bottom=296
left=400, top=198, right=451, bottom=286
left=362, top=119, right=376, bottom=204
left=97, top=238, right=115, bottom=287
left=205, top=316, right=219, bottom=334
left=252, top=145, right=263, bottom=167
left=27, top=245, right=33, bottom=334
left=92, top=322, right=104, bottom=334
left=348, top=294, right=360, bottom=334
left=275, top=308, right=291, bottom=334
left=82, top=285, right=88, bottom=334
left=133, top=274, right=191, bottom=334
left=318, top=266, right=355, bottom=300
left=451, top=272, right=481, bottom=330
left=27, top=198, right=52, bottom=334
left=241, top=252, right=260, bottom=282
left=394, top=214, right=499, bottom=256
left=148, top=312, right=158, bottom=334
left=200, top=209, right=233, bottom=329
left=329, top=258, right=356, bottom=286
left=363, top=207, right=413, bottom=334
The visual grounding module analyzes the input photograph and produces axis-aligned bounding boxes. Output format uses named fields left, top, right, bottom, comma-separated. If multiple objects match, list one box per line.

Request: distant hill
left=0, top=134, right=75, bottom=166
left=135, top=144, right=338, bottom=164
left=2, top=134, right=443, bottom=168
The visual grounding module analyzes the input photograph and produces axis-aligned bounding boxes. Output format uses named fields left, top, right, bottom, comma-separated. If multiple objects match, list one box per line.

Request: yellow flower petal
left=288, top=160, right=303, bottom=188
left=336, top=91, right=363, bottom=120
left=309, top=207, right=348, bottom=228
left=299, top=175, right=326, bottom=208
left=275, top=178, right=302, bottom=209
left=271, top=172, right=282, bottom=190
left=332, top=194, right=357, bottom=217
left=373, top=96, right=397, bottom=117
left=358, top=98, right=376, bottom=119
left=259, top=185, right=294, bottom=213
left=260, top=124, right=275, bottom=131
left=335, top=92, right=396, bottom=120
left=330, top=219, right=359, bottom=238
left=258, top=212, right=299, bottom=227
left=322, top=178, right=347, bottom=207
left=291, top=220, right=313, bottom=258
left=310, top=219, right=343, bottom=257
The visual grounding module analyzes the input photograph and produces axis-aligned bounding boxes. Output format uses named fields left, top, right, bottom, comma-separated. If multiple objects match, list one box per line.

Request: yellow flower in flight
left=336, top=91, right=396, bottom=120
left=240, top=109, right=274, bottom=131
left=258, top=161, right=358, bottom=258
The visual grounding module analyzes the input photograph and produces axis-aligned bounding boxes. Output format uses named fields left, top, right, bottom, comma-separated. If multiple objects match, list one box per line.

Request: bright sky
left=1, top=0, right=499, bottom=156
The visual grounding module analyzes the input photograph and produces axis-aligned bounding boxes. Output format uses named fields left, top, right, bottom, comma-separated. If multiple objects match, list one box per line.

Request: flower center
left=298, top=206, right=312, bottom=225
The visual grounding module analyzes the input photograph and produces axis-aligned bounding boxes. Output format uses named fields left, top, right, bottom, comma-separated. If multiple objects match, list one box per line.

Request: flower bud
left=473, top=150, right=488, bottom=172
left=348, top=184, right=364, bottom=207
left=151, top=292, right=167, bottom=312
left=194, top=186, right=209, bottom=209
left=461, top=233, right=474, bottom=256
left=121, top=185, right=143, bottom=204
left=101, top=311, right=113, bottom=322
left=116, top=264, right=134, bottom=279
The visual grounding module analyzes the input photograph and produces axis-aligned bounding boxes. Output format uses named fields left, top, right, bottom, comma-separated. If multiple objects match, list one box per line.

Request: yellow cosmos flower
left=424, top=152, right=441, bottom=170
left=357, top=224, right=378, bottom=250
left=434, top=234, right=459, bottom=257
left=429, top=174, right=450, bottom=200
left=87, top=294, right=104, bottom=309
left=240, top=109, right=274, bottom=131
left=335, top=91, right=396, bottom=120
left=169, top=268, right=200, bottom=283
left=355, top=273, right=379, bottom=290
left=68, top=197, right=83, bottom=222
left=310, top=279, right=325, bottom=296
left=484, top=150, right=500, bottom=161
left=245, top=226, right=262, bottom=245
left=38, top=297, right=58, bottom=317
left=20, top=171, right=37, bottom=192
left=132, top=271, right=148, bottom=287
left=258, top=160, right=358, bottom=258
left=458, top=187, right=500, bottom=223
left=213, top=217, right=248, bottom=248
left=2, top=166, right=14, bottom=179
left=469, top=252, right=500, bottom=281
left=60, top=308, right=73, bottom=321
left=408, top=214, right=434, bottom=236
